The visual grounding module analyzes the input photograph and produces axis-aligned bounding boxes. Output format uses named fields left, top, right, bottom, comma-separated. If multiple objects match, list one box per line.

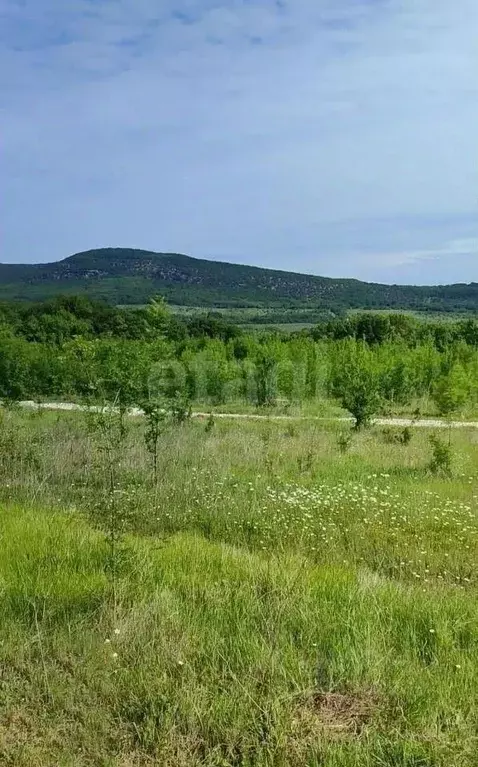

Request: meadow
left=1, top=406, right=477, bottom=766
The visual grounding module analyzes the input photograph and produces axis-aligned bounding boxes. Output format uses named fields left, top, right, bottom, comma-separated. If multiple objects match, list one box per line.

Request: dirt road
left=16, top=400, right=478, bottom=429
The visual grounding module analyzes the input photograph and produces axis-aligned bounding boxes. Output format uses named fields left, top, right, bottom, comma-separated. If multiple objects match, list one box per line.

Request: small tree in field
left=431, top=363, right=470, bottom=446
left=142, top=360, right=191, bottom=482
left=86, top=392, right=130, bottom=625
left=331, top=341, right=382, bottom=429
left=429, top=433, right=453, bottom=476
left=432, top=364, right=469, bottom=420
left=340, top=379, right=382, bottom=430
left=142, top=398, right=168, bottom=484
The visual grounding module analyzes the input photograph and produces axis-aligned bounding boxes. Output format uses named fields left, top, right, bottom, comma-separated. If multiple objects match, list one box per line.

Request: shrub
left=429, top=433, right=453, bottom=476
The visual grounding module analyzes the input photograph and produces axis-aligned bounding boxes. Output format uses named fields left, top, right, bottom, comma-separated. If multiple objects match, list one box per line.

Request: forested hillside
left=1, top=248, right=477, bottom=310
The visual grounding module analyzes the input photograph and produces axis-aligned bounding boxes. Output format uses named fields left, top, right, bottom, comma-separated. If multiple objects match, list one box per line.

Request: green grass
left=1, top=409, right=478, bottom=765
left=165, top=304, right=332, bottom=328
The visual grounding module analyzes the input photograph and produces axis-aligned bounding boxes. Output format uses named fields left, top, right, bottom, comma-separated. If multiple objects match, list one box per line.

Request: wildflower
left=112, top=652, right=119, bottom=660
left=114, top=628, right=121, bottom=635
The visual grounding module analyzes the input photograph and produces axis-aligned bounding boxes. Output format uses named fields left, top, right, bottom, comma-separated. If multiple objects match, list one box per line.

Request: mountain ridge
left=0, top=248, right=477, bottom=311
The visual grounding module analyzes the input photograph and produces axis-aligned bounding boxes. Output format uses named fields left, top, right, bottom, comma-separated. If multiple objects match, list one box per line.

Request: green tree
left=145, top=296, right=171, bottom=337
left=432, top=363, right=470, bottom=418
left=254, top=351, right=278, bottom=407
left=330, top=341, right=382, bottom=429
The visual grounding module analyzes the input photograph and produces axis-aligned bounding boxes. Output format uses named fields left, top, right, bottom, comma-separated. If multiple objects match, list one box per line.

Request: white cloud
left=325, top=238, right=478, bottom=285
left=1, top=0, right=478, bottom=284
left=358, top=238, right=478, bottom=270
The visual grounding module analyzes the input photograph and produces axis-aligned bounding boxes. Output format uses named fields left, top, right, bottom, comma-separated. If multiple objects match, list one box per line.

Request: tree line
left=1, top=295, right=478, bottom=345
left=1, top=296, right=477, bottom=427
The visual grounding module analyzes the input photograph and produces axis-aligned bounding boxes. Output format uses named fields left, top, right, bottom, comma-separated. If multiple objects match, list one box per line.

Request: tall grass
left=1, top=410, right=476, bottom=586
left=0, top=409, right=477, bottom=764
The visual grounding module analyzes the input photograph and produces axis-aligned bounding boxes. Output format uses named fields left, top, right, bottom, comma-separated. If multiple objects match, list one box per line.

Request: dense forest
left=1, top=248, right=478, bottom=310
left=1, top=296, right=477, bottom=425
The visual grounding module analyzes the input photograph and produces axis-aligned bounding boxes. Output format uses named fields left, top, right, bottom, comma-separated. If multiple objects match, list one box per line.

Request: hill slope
left=0, top=247, right=477, bottom=311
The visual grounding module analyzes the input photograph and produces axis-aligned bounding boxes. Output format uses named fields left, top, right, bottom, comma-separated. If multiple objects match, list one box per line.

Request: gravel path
left=16, top=400, right=478, bottom=429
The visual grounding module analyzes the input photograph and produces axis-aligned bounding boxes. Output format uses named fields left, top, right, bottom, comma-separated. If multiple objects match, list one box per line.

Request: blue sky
left=2, top=0, right=477, bottom=284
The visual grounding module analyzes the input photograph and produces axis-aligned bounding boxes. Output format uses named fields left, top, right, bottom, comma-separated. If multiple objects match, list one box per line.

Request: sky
left=1, top=0, right=477, bottom=285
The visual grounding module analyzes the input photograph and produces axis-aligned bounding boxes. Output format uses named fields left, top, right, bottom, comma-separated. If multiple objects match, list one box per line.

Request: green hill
left=0, top=247, right=477, bottom=311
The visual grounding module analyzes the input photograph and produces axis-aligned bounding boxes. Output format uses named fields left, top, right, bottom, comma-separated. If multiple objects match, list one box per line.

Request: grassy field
left=167, top=305, right=328, bottom=330
left=1, top=408, right=478, bottom=765
left=167, top=305, right=475, bottom=330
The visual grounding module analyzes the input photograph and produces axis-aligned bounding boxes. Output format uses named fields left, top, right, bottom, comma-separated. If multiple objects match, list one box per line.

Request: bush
left=429, top=433, right=453, bottom=476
